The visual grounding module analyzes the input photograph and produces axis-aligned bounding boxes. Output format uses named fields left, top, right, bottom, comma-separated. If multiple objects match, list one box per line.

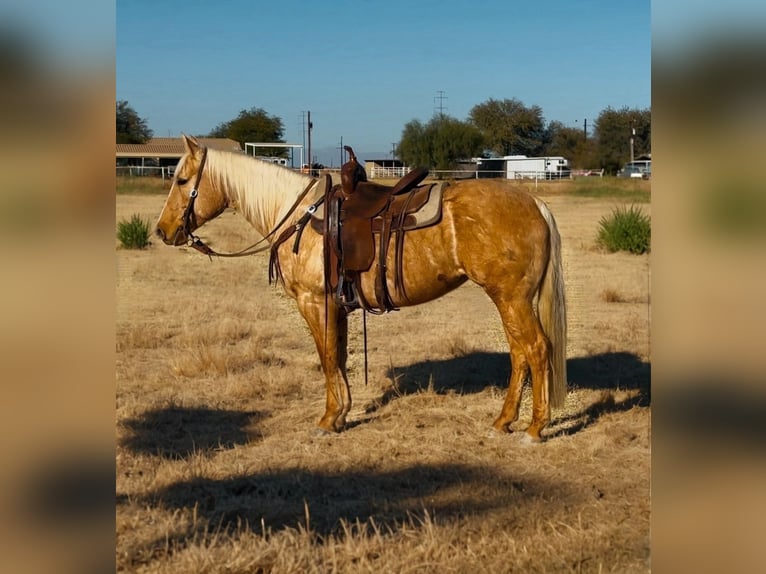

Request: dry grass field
left=116, top=177, right=651, bottom=573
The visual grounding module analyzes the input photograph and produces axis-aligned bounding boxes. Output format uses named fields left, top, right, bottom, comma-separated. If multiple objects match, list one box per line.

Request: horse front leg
left=296, top=294, right=351, bottom=433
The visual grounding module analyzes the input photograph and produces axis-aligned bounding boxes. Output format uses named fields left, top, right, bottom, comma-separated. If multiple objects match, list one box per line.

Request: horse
left=155, top=135, right=567, bottom=442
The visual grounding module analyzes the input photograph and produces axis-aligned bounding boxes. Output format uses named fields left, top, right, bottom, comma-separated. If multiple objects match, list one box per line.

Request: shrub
left=596, top=205, right=651, bottom=254
left=117, top=214, right=152, bottom=249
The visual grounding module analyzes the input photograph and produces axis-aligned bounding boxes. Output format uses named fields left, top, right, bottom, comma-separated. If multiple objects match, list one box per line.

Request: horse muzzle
left=155, top=225, right=187, bottom=246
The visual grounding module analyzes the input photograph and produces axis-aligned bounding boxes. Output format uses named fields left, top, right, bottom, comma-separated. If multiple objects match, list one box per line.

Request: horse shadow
left=567, top=351, right=650, bottom=398
left=119, top=406, right=267, bottom=459
left=367, top=351, right=508, bottom=409
left=367, top=350, right=650, bottom=435
left=118, top=461, right=575, bottom=562
left=550, top=351, right=651, bottom=437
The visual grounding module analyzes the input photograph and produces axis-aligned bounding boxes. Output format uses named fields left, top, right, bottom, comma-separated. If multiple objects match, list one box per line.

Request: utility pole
left=630, top=122, right=635, bottom=164
left=576, top=118, right=588, bottom=140
left=391, top=143, right=397, bottom=158
left=307, top=110, right=312, bottom=170
left=337, top=136, right=345, bottom=166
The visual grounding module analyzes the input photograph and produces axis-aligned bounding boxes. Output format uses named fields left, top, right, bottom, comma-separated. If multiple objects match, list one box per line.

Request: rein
left=180, top=147, right=318, bottom=259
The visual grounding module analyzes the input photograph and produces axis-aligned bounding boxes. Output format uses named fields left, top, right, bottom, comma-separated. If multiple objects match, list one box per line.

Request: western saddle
left=270, top=146, right=446, bottom=314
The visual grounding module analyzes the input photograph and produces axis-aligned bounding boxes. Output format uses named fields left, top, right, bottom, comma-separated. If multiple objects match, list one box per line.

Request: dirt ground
left=116, top=184, right=650, bottom=573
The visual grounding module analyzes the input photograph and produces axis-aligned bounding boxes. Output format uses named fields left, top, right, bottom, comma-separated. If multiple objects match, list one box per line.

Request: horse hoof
left=487, top=426, right=510, bottom=438
left=519, top=432, right=543, bottom=445
left=333, top=420, right=348, bottom=433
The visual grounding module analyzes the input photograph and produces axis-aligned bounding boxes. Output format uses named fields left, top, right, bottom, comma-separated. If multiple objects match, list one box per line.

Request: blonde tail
left=533, top=197, right=568, bottom=408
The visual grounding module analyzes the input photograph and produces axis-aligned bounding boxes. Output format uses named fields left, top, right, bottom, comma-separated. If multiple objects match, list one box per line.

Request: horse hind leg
left=518, top=320, right=553, bottom=442
left=492, top=295, right=553, bottom=442
left=493, top=337, right=528, bottom=433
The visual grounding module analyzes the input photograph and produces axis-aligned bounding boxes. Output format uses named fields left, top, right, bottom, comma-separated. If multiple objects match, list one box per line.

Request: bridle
left=176, top=146, right=319, bottom=259
left=178, top=146, right=208, bottom=245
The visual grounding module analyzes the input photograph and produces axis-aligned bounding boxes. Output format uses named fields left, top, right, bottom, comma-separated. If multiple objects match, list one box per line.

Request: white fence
left=117, top=164, right=592, bottom=183
left=430, top=169, right=487, bottom=179
left=116, top=166, right=175, bottom=180
left=506, top=170, right=572, bottom=180
left=369, top=165, right=409, bottom=178
left=428, top=169, right=574, bottom=180
left=571, top=169, right=605, bottom=177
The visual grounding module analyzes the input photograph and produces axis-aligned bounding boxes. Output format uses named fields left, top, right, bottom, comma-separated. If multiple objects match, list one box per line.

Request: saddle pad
left=396, top=181, right=446, bottom=230
left=310, top=182, right=447, bottom=232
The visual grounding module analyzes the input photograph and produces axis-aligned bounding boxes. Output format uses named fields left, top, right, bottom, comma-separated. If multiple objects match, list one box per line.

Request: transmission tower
left=434, top=90, right=448, bottom=117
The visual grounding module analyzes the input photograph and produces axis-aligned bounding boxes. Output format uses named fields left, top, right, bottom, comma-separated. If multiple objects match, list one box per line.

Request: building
left=116, top=137, right=242, bottom=175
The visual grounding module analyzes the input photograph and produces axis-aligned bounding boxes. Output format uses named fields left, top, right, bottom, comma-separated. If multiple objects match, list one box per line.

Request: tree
left=593, top=107, right=651, bottom=174
left=542, top=121, right=597, bottom=169
left=209, top=107, right=285, bottom=155
left=543, top=121, right=578, bottom=156
left=397, top=115, right=484, bottom=171
left=468, top=98, right=546, bottom=156
left=397, top=119, right=429, bottom=167
left=116, top=100, right=153, bottom=144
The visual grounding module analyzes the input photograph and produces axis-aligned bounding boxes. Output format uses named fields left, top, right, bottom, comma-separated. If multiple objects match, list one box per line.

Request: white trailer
left=504, top=155, right=571, bottom=180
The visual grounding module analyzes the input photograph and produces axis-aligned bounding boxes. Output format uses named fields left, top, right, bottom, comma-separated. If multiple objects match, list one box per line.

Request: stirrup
left=335, top=276, right=360, bottom=310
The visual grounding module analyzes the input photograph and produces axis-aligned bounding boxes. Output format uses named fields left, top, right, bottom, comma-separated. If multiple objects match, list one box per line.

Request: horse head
left=155, top=135, right=228, bottom=246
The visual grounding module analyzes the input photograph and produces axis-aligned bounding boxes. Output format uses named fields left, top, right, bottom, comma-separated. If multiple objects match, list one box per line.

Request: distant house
left=116, top=137, right=242, bottom=173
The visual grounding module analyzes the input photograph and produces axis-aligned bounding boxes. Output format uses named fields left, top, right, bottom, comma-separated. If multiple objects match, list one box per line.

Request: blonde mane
left=204, top=149, right=315, bottom=236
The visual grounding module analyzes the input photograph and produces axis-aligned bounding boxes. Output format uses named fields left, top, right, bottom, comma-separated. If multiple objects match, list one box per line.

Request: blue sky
left=117, top=0, right=650, bottom=166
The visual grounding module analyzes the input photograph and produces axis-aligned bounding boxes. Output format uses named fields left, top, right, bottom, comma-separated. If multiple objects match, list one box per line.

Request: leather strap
left=180, top=147, right=208, bottom=240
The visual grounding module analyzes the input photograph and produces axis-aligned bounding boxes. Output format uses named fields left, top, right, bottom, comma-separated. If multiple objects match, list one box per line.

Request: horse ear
left=182, top=134, right=201, bottom=155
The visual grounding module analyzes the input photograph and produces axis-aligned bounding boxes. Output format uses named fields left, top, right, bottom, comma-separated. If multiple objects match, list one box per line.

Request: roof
left=116, top=137, right=242, bottom=158
left=364, top=159, right=405, bottom=167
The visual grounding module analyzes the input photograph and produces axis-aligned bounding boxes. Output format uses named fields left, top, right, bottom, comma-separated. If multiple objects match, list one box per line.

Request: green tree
left=593, top=107, right=651, bottom=174
left=209, top=107, right=285, bottom=155
left=397, top=115, right=483, bottom=171
left=543, top=121, right=597, bottom=168
left=397, top=120, right=429, bottom=166
left=468, top=98, right=546, bottom=156
left=116, top=100, right=153, bottom=144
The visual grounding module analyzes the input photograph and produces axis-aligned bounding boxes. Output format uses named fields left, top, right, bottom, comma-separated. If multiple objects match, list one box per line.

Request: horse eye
left=177, top=177, right=188, bottom=185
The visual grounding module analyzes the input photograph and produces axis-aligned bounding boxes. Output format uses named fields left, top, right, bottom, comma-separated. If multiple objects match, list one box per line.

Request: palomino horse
left=156, top=135, right=567, bottom=442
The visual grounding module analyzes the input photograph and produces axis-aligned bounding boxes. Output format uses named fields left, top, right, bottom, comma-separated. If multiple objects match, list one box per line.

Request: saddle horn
left=341, top=145, right=367, bottom=197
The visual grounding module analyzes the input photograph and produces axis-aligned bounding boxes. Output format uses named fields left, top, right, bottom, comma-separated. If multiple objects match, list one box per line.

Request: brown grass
left=117, top=190, right=651, bottom=573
